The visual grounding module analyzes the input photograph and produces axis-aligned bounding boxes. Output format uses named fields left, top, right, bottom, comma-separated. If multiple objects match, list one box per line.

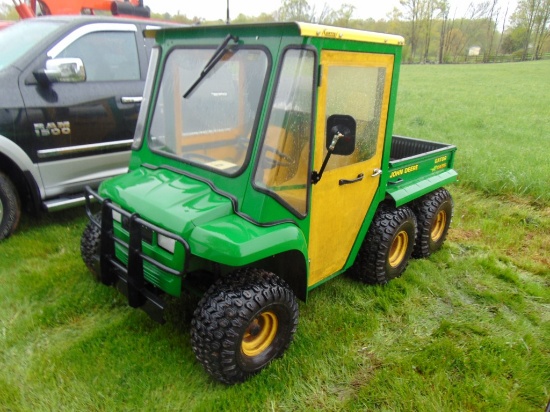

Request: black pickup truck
left=0, top=15, right=170, bottom=240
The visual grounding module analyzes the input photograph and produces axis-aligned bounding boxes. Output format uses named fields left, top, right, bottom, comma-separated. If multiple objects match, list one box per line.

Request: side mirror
left=34, top=58, right=86, bottom=86
left=326, top=114, right=356, bottom=156
left=311, top=114, right=357, bottom=184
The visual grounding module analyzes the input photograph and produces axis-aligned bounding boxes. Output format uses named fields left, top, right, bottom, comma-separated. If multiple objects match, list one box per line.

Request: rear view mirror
left=34, top=58, right=86, bottom=86
left=326, top=114, right=356, bottom=156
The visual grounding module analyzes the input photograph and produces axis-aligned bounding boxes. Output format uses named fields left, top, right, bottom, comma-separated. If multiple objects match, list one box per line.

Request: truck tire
left=0, top=172, right=21, bottom=241
left=81, top=214, right=101, bottom=277
left=411, top=188, right=453, bottom=258
left=349, top=205, right=417, bottom=285
left=191, top=268, right=299, bottom=385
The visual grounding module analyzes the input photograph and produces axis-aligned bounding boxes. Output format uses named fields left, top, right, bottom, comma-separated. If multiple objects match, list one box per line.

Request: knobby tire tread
left=190, top=268, right=298, bottom=385
left=81, top=214, right=101, bottom=277
left=349, top=205, right=416, bottom=285
left=411, top=188, right=453, bottom=258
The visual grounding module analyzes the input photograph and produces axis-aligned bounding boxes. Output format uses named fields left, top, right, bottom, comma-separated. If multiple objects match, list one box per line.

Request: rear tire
left=349, top=205, right=417, bottom=285
left=411, top=188, right=453, bottom=258
left=0, top=172, right=21, bottom=241
left=191, top=268, right=299, bottom=384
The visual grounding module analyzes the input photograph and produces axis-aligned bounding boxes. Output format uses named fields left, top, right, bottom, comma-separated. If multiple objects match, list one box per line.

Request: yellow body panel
left=308, top=51, right=395, bottom=287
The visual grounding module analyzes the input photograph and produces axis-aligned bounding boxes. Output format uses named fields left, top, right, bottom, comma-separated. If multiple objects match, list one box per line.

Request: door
left=20, top=23, right=146, bottom=197
left=308, top=50, right=394, bottom=286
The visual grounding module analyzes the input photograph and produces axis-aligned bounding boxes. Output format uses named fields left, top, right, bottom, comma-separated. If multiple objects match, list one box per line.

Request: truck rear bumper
left=84, top=187, right=189, bottom=323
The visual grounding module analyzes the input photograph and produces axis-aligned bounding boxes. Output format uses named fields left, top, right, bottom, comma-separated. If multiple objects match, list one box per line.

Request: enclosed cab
left=82, top=22, right=457, bottom=384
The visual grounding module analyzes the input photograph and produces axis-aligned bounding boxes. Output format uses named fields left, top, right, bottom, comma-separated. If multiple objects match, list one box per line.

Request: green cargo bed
left=386, top=135, right=458, bottom=206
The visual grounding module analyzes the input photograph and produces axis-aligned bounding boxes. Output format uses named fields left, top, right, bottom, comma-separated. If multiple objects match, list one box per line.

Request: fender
left=0, top=134, right=45, bottom=201
left=190, top=215, right=308, bottom=266
left=189, top=215, right=309, bottom=298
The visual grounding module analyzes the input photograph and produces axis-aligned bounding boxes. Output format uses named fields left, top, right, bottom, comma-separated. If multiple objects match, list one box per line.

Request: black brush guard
left=84, top=187, right=190, bottom=323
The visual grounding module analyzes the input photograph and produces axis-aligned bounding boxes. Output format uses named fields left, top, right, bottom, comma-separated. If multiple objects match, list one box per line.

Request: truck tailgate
left=386, top=135, right=458, bottom=206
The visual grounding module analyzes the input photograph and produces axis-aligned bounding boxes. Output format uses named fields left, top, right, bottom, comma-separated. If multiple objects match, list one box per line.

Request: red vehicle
left=12, top=0, right=150, bottom=19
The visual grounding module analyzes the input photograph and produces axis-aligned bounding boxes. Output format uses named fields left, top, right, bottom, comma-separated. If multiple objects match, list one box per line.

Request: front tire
left=349, top=205, right=417, bottom=285
left=191, top=268, right=299, bottom=384
left=0, top=172, right=21, bottom=241
left=81, top=214, right=101, bottom=278
left=411, top=188, right=453, bottom=258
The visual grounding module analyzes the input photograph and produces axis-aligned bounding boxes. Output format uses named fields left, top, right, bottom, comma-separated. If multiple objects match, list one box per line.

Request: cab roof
left=297, top=22, right=404, bottom=46
left=146, top=21, right=404, bottom=47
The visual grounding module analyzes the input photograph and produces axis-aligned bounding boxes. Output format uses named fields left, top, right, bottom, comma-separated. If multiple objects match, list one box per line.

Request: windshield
left=149, top=47, right=269, bottom=174
left=0, top=20, right=64, bottom=71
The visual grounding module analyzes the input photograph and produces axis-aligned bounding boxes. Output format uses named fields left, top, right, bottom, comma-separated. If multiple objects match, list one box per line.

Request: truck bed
left=385, top=135, right=458, bottom=205
left=390, top=135, right=453, bottom=162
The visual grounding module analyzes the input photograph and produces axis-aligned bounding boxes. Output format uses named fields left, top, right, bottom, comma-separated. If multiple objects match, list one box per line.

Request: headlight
left=157, top=233, right=176, bottom=253
left=112, top=210, right=122, bottom=223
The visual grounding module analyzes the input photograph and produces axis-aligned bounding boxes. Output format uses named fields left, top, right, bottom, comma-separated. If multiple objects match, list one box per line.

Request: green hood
left=99, top=166, right=233, bottom=235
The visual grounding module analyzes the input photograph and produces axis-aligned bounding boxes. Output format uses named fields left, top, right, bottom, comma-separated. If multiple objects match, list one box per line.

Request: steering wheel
left=262, top=145, right=293, bottom=169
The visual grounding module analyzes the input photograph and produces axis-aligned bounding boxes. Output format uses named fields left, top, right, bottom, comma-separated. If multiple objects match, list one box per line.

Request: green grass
left=1, top=61, right=549, bottom=411
left=395, top=60, right=550, bottom=205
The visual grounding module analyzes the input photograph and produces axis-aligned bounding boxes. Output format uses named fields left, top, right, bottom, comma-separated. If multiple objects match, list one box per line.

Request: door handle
left=121, top=96, right=143, bottom=104
left=371, top=168, right=382, bottom=177
left=339, top=173, right=364, bottom=186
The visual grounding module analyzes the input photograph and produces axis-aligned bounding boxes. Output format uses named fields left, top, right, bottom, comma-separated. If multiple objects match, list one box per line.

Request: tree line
left=394, top=0, right=550, bottom=63
left=159, top=0, right=550, bottom=63
left=1, top=0, right=548, bottom=63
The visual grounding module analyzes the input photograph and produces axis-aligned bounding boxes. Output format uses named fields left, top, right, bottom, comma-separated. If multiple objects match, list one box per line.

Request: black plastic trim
left=85, top=186, right=190, bottom=323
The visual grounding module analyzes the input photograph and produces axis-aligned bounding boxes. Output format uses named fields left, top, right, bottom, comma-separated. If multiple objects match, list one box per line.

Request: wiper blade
left=183, top=34, right=239, bottom=99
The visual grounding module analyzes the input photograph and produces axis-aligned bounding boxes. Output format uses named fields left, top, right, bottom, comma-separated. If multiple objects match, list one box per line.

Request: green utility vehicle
left=82, top=22, right=457, bottom=384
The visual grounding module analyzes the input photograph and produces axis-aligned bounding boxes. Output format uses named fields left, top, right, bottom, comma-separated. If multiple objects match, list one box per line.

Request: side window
left=144, top=37, right=157, bottom=59
left=324, top=65, right=385, bottom=170
left=254, top=48, right=315, bottom=216
left=57, top=31, right=140, bottom=82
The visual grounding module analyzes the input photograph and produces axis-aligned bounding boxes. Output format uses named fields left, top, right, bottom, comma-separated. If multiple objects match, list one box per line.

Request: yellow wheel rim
left=241, top=311, right=278, bottom=357
left=389, top=230, right=408, bottom=268
left=431, top=210, right=447, bottom=242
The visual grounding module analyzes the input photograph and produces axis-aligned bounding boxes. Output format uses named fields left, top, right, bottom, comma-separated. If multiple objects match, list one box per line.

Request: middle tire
left=349, top=205, right=417, bottom=285
left=190, top=268, right=299, bottom=384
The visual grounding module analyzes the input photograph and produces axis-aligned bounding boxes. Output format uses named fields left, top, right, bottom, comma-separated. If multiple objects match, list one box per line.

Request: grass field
left=395, top=59, right=550, bottom=205
left=1, top=60, right=549, bottom=411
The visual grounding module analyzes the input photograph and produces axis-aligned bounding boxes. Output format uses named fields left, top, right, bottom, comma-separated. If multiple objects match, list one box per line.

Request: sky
left=1, top=0, right=519, bottom=23
left=148, top=0, right=518, bottom=22
left=151, top=0, right=400, bottom=21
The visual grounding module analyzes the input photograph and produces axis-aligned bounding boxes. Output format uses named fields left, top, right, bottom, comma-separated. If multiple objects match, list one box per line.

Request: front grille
left=121, top=216, right=154, bottom=244
left=114, top=244, right=166, bottom=288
